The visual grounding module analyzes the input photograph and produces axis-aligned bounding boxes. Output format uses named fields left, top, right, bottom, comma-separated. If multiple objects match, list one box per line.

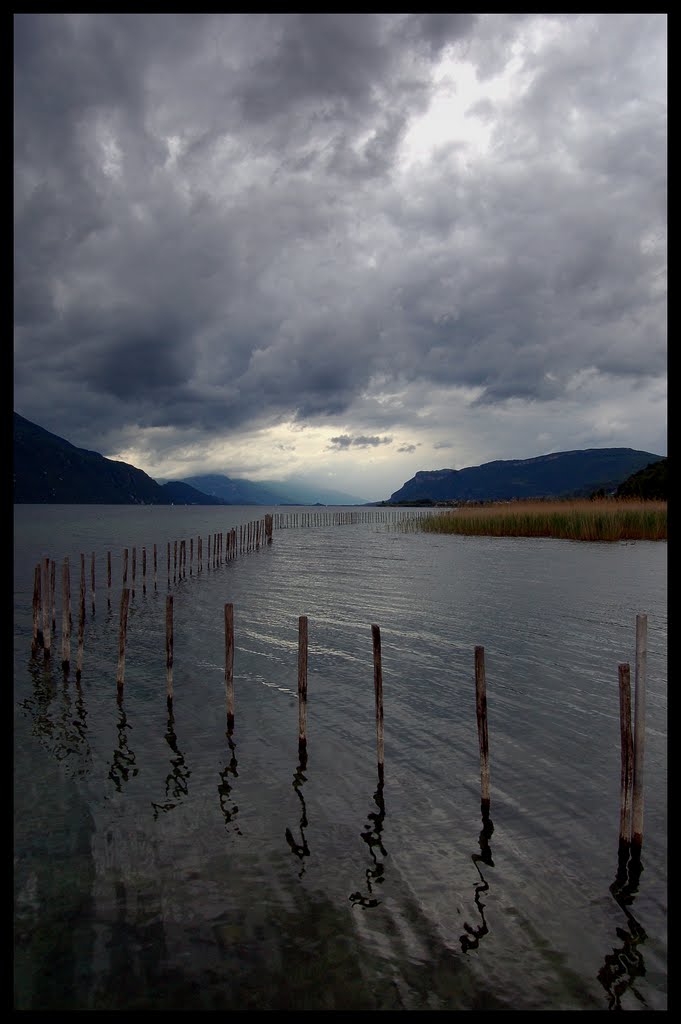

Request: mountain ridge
left=388, top=448, right=665, bottom=503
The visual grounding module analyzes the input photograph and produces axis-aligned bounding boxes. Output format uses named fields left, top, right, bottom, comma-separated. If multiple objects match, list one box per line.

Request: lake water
left=13, top=505, right=667, bottom=1010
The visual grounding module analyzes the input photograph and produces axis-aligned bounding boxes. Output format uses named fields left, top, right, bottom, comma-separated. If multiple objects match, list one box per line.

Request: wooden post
left=225, top=603, right=234, bottom=734
left=372, top=624, right=385, bottom=782
left=190, top=537, right=193, bottom=575
left=76, top=554, right=85, bottom=679
left=617, top=663, right=633, bottom=857
left=475, top=645, right=490, bottom=814
left=123, top=548, right=129, bottom=587
left=166, top=595, right=174, bottom=707
left=61, top=558, right=71, bottom=675
left=42, top=557, right=51, bottom=658
left=50, top=559, right=56, bottom=632
left=116, top=588, right=130, bottom=696
left=142, top=546, right=147, bottom=594
left=132, top=546, right=137, bottom=595
left=32, top=563, right=42, bottom=651
left=90, top=552, right=96, bottom=616
left=298, top=615, right=308, bottom=764
left=631, top=614, right=647, bottom=857
left=107, top=551, right=112, bottom=607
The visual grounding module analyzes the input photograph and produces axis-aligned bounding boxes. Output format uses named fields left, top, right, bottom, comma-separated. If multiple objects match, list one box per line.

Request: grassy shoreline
left=400, top=498, right=667, bottom=542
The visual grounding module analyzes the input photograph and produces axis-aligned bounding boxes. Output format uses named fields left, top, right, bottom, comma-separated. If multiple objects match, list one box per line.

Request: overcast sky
left=14, top=13, right=667, bottom=501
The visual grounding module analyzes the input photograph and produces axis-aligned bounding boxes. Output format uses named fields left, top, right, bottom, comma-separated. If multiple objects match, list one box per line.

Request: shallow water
left=14, top=506, right=667, bottom=1010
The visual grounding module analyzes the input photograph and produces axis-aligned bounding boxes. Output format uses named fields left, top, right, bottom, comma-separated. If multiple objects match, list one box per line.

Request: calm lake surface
left=13, top=505, right=667, bottom=1010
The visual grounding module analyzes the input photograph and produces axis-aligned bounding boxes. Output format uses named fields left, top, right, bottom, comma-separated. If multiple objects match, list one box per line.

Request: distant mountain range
left=13, top=412, right=665, bottom=506
left=175, top=473, right=369, bottom=507
left=387, top=448, right=666, bottom=503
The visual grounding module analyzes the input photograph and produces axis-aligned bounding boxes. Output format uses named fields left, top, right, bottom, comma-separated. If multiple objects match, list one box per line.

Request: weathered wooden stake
left=631, top=614, right=647, bottom=857
left=372, top=623, right=385, bottom=782
left=617, top=662, right=633, bottom=857
left=166, top=595, right=174, bottom=707
left=225, top=603, right=235, bottom=734
left=50, top=559, right=56, bottom=632
left=77, top=554, right=85, bottom=679
left=298, top=615, right=308, bottom=764
left=116, top=588, right=130, bottom=696
left=123, top=548, right=129, bottom=587
left=61, top=558, right=71, bottom=675
left=32, top=563, right=42, bottom=651
left=132, top=546, right=137, bottom=595
left=42, top=557, right=51, bottom=658
left=475, top=645, right=490, bottom=814
left=142, top=546, right=147, bottom=594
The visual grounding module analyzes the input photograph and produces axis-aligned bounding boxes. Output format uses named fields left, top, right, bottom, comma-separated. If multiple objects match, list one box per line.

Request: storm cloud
left=14, top=13, right=666, bottom=499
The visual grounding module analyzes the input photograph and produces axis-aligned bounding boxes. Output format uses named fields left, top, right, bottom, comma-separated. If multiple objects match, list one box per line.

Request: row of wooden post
left=30, top=559, right=648, bottom=850
left=161, top=600, right=649, bottom=856
left=30, top=515, right=275, bottom=671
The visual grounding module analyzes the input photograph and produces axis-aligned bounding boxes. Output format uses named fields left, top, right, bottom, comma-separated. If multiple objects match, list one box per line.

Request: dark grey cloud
left=13, top=13, right=666, bottom=495
left=328, top=435, right=393, bottom=450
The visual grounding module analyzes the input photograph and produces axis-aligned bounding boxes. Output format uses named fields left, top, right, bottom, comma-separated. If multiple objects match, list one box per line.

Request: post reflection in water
left=460, top=808, right=494, bottom=953
left=151, top=707, right=190, bottom=817
left=285, top=761, right=310, bottom=877
left=349, top=776, right=387, bottom=909
left=108, top=699, right=139, bottom=793
left=218, top=734, right=242, bottom=836
left=597, top=850, right=648, bottom=1009
left=22, top=653, right=90, bottom=772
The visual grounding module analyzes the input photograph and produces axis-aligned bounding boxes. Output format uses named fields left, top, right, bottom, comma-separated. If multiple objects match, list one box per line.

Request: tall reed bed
left=399, top=499, right=667, bottom=542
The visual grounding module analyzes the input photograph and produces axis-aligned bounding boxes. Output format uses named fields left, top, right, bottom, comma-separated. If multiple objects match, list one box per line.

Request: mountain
left=13, top=413, right=225, bottom=505
left=387, top=448, right=666, bottom=504
left=179, top=473, right=369, bottom=506
left=615, top=458, right=667, bottom=500
left=177, top=473, right=291, bottom=506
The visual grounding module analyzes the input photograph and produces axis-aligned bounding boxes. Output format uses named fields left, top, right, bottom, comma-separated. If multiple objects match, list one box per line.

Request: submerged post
left=32, top=563, right=42, bottom=652
left=617, top=662, right=634, bottom=858
left=225, top=603, right=234, bottom=734
left=475, top=645, right=490, bottom=814
left=298, top=615, right=308, bottom=764
left=631, top=614, right=647, bottom=858
left=61, top=557, right=71, bottom=675
left=166, top=595, right=174, bottom=707
left=372, top=624, right=385, bottom=782
left=116, top=588, right=130, bottom=697
left=50, top=559, right=56, bottom=632
left=42, top=556, right=51, bottom=658
left=77, top=554, right=86, bottom=679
